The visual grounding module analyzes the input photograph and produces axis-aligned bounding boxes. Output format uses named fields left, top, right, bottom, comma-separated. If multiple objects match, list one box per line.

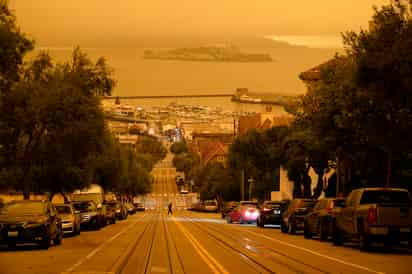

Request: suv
left=281, top=199, right=317, bottom=234
left=72, top=200, right=105, bottom=230
left=0, top=200, right=63, bottom=249
left=303, top=198, right=345, bottom=240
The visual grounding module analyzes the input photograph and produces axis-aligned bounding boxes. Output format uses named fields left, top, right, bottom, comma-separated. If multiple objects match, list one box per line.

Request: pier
left=103, top=94, right=233, bottom=100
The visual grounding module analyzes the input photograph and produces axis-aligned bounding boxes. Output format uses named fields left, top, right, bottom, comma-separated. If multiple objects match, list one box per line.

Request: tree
left=170, top=141, right=188, bottom=154
left=0, top=49, right=116, bottom=199
left=172, top=152, right=199, bottom=180
left=294, top=0, right=412, bottom=192
left=0, top=0, right=33, bottom=92
left=136, top=135, right=167, bottom=163
left=197, top=162, right=233, bottom=209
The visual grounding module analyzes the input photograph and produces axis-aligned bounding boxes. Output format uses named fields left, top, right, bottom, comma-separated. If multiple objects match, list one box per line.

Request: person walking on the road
left=168, top=202, right=173, bottom=215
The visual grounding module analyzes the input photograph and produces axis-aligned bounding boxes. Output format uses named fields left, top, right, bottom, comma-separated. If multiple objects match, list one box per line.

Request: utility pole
left=241, top=170, right=245, bottom=201
left=248, top=177, right=255, bottom=200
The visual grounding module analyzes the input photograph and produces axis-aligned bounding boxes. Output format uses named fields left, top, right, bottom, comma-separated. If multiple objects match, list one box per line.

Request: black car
left=72, top=200, right=105, bottom=229
left=281, top=199, right=317, bottom=234
left=0, top=200, right=63, bottom=249
left=257, top=200, right=290, bottom=228
left=304, top=198, right=346, bottom=240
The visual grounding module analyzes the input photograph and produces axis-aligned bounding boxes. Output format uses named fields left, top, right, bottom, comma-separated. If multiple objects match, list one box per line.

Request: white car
left=204, top=200, right=218, bottom=212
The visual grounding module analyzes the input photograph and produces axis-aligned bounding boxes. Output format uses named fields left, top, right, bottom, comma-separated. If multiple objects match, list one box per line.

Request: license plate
left=400, top=227, right=410, bottom=233
left=7, top=231, right=18, bottom=237
left=274, top=209, right=281, bottom=214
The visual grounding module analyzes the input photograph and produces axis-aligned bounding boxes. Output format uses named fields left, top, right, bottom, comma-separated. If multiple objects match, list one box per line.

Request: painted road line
left=173, top=216, right=229, bottom=274
left=64, top=215, right=145, bottom=273
left=244, top=230, right=385, bottom=274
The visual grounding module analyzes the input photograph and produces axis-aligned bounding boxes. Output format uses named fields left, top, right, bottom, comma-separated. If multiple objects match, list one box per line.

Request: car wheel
left=288, top=222, right=296, bottom=235
left=319, top=220, right=328, bottom=241
left=239, top=216, right=244, bottom=224
left=304, top=222, right=312, bottom=239
left=7, top=242, right=16, bottom=249
left=359, top=234, right=372, bottom=251
left=54, top=229, right=63, bottom=246
left=226, top=216, right=232, bottom=224
left=332, top=222, right=344, bottom=246
left=280, top=222, right=288, bottom=233
left=40, top=234, right=51, bottom=249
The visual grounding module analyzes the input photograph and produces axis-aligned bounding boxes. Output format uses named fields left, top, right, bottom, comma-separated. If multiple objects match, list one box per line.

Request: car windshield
left=241, top=203, right=258, bottom=208
left=333, top=199, right=346, bottom=208
left=107, top=203, right=120, bottom=209
left=205, top=201, right=216, bottom=206
left=73, top=202, right=95, bottom=212
left=56, top=205, right=72, bottom=214
left=299, top=200, right=316, bottom=208
left=360, top=190, right=411, bottom=204
left=0, top=201, right=45, bottom=216
left=264, top=202, right=283, bottom=209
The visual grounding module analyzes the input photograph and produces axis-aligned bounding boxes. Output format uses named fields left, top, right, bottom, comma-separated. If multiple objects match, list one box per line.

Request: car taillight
left=327, top=201, right=334, bottom=214
left=367, top=207, right=377, bottom=224
left=263, top=207, right=271, bottom=212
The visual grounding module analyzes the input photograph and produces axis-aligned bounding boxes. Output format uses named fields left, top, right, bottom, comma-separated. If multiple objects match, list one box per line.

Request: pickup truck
left=333, top=188, right=412, bottom=250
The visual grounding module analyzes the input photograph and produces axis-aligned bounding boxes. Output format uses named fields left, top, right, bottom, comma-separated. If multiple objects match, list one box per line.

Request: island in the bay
left=143, top=45, right=273, bottom=62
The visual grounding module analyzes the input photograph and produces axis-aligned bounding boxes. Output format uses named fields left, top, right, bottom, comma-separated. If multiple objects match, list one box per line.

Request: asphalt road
left=0, top=155, right=410, bottom=274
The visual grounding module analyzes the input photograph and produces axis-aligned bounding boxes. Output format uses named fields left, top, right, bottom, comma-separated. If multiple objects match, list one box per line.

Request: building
left=191, top=132, right=234, bottom=156
left=238, top=113, right=293, bottom=135
left=199, top=141, right=229, bottom=167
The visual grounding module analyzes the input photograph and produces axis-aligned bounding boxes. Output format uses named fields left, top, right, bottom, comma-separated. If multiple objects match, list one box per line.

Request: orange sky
left=10, top=0, right=389, bottom=46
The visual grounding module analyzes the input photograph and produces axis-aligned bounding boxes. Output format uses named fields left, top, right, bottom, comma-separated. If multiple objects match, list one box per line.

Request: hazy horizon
left=11, top=0, right=388, bottom=49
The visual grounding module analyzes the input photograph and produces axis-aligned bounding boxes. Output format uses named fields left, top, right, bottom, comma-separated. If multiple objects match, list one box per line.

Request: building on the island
left=199, top=141, right=229, bottom=167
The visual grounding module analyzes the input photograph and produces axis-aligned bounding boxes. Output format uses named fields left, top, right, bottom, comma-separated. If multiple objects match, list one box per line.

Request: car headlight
left=24, top=221, right=44, bottom=228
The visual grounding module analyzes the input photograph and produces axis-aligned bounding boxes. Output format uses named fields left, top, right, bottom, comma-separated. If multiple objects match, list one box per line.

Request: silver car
left=55, top=203, right=81, bottom=236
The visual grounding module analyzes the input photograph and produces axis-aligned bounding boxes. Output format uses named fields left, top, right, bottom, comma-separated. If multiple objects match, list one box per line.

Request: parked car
left=103, top=203, right=116, bottom=225
left=0, top=200, right=63, bottom=249
left=125, top=202, right=136, bottom=215
left=188, top=201, right=205, bottom=212
left=303, top=198, right=345, bottom=240
left=226, top=201, right=259, bottom=224
left=221, top=201, right=239, bottom=219
left=332, top=188, right=412, bottom=250
left=281, top=199, right=317, bottom=234
left=257, top=200, right=290, bottom=228
left=204, top=200, right=218, bottom=213
left=106, top=201, right=128, bottom=220
left=133, top=202, right=146, bottom=211
left=72, top=200, right=105, bottom=229
left=55, top=203, right=81, bottom=236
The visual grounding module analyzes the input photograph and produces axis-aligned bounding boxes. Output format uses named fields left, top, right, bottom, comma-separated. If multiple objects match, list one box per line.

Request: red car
left=226, top=201, right=259, bottom=224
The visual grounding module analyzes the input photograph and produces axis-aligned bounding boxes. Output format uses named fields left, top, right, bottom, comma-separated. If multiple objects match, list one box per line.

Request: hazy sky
left=10, top=0, right=388, bottom=46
